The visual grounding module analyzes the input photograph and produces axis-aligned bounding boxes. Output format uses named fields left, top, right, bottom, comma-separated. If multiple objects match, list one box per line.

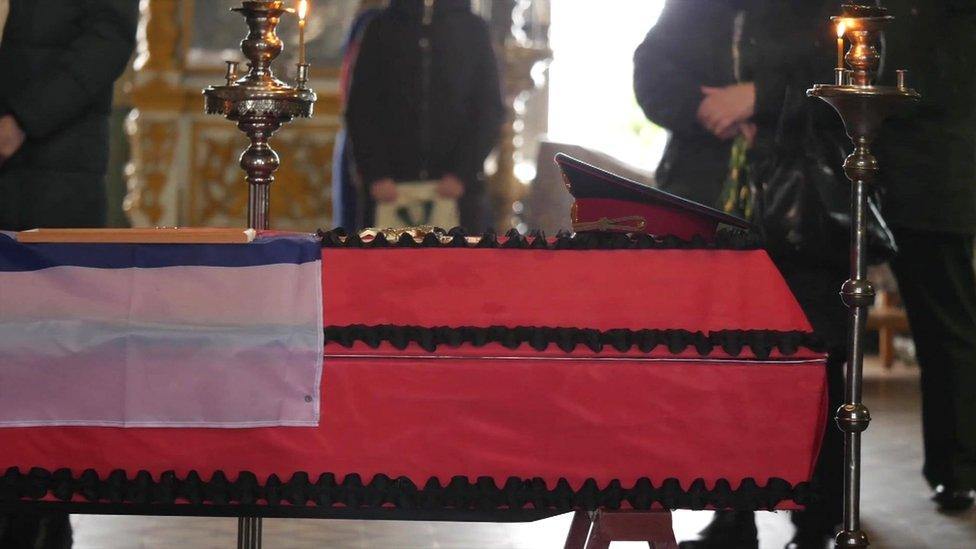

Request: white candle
left=298, top=0, right=308, bottom=65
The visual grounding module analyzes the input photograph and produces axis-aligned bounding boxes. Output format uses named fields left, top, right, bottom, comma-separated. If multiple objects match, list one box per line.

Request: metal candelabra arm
left=807, top=4, right=920, bottom=548
left=203, top=0, right=317, bottom=230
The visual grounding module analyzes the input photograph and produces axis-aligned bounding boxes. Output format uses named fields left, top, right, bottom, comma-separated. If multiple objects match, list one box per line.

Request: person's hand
left=697, top=83, right=756, bottom=140
left=369, top=178, right=398, bottom=203
left=0, top=115, right=26, bottom=166
left=437, top=174, right=465, bottom=200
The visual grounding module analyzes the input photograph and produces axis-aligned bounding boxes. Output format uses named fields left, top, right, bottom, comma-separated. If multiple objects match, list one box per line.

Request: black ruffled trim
left=318, top=228, right=763, bottom=251
left=1, top=468, right=810, bottom=512
left=324, top=326, right=824, bottom=360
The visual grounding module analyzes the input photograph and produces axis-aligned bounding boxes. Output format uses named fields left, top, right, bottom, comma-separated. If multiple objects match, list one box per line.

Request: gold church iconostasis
left=125, top=0, right=353, bottom=230
left=124, top=0, right=551, bottom=232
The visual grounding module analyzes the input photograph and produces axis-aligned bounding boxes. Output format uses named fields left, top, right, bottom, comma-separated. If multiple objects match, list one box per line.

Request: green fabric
left=719, top=135, right=753, bottom=219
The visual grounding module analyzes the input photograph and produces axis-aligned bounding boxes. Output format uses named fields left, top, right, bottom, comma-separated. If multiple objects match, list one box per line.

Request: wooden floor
left=69, top=359, right=976, bottom=549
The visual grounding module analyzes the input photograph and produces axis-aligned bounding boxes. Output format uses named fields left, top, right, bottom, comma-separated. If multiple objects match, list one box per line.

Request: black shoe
left=932, top=484, right=975, bottom=513
left=678, top=511, right=758, bottom=549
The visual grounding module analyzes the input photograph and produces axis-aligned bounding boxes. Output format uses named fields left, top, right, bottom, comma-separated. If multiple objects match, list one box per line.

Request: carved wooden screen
left=125, top=0, right=345, bottom=231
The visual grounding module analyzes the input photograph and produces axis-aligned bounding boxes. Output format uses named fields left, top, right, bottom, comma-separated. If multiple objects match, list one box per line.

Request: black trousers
left=889, top=227, right=976, bottom=490
left=775, top=260, right=848, bottom=531
left=0, top=512, right=72, bottom=549
left=0, top=170, right=98, bottom=548
left=708, top=259, right=847, bottom=534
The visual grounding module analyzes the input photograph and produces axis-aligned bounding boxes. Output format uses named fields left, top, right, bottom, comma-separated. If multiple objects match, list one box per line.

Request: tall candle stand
left=807, top=4, right=919, bottom=548
left=202, top=3, right=315, bottom=545
left=203, top=0, right=316, bottom=230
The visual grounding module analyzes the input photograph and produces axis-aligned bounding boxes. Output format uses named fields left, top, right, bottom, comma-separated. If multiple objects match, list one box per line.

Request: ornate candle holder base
left=203, top=0, right=316, bottom=230
left=807, top=5, right=920, bottom=548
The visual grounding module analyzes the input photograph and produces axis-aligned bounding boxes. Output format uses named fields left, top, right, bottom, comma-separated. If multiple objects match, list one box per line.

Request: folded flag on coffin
left=0, top=232, right=323, bottom=428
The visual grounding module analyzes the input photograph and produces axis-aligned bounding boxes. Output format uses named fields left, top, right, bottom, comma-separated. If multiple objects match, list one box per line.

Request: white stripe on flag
left=0, top=263, right=321, bottom=326
left=0, top=261, right=323, bottom=428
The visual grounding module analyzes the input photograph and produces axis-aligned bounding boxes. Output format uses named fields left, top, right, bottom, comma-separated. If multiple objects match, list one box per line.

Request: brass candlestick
left=203, top=0, right=316, bottom=230
left=807, top=4, right=919, bottom=548
left=202, top=3, right=315, bottom=546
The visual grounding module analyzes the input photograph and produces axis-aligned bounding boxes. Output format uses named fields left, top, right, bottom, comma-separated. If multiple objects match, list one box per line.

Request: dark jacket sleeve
left=6, top=0, right=138, bottom=140
left=633, top=1, right=710, bottom=135
left=345, top=19, right=392, bottom=186
left=451, top=20, right=503, bottom=180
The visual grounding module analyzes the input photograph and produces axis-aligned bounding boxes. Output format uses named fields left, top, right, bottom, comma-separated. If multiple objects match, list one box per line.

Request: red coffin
left=0, top=234, right=827, bottom=514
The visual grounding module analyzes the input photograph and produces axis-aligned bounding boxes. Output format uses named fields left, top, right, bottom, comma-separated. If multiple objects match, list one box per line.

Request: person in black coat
left=332, top=3, right=386, bottom=231
left=345, top=0, right=504, bottom=231
left=732, top=0, right=976, bottom=517
left=0, top=0, right=138, bottom=231
left=874, top=0, right=976, bottom=512
left=635, top=2, right=847, bottom=548
left=0, top=2, right=136, bottom=546
left=633, top=0, right=746, bottom=206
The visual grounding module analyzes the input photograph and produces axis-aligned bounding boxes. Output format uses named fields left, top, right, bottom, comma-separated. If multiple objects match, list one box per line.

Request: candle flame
left=298, top=0, right=308, bottom=21
left=836, top=21, right=847, bottom=38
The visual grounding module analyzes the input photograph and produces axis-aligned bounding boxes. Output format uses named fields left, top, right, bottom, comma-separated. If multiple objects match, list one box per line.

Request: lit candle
left=836, top=21, right=847, bottom=69
left=298, top=0, right=308, bottom=66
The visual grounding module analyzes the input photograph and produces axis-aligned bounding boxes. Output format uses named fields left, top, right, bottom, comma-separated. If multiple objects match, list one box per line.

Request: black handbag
left=749, top=89, right=897, bottom=266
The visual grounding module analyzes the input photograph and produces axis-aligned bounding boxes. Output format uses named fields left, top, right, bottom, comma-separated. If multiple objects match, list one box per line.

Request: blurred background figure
left=0, top=2, right=138, bottom=547
left=638, top=1, right=976, bottom=546
left=331, top=0, right=387, bottom=231
left=345, top=0, right=504, bottom=231
left=635, top=1, right=847, bottom=547
left=634, top=0, right=750, bottom=207
left=0, top=0, right=137, bottom=232
left=874, top=0, right=976, bottom=513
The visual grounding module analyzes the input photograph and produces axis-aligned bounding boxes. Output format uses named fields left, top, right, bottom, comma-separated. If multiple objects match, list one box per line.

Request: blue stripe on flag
left=0, top=233, right=321, bottom=272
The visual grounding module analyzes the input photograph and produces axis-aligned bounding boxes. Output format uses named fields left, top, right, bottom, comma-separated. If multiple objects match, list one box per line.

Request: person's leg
left=889, top=228, right=976, bottom=497
left=789, top=350, right=844, bottom=543
left=683, top=260, right=847, bottom=549
left=677, top=511, right=758, bottom=549
left=0, top=511, right=72, bottom=549
left=775, top=261, right=848, bottom=545
left=0, top=172, right=81, bottom=547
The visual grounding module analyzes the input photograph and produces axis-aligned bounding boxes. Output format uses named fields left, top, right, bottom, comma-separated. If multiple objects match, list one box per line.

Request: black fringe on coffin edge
left=0, top=468, right=812, bottom=512
left=324, top=326, right=825, bottom=360
left=317, top=227, right=763, bottom=251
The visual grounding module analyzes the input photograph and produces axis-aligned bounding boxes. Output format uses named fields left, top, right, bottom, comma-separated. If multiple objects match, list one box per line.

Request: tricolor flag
left=0, top=233, right=323, bottom=428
